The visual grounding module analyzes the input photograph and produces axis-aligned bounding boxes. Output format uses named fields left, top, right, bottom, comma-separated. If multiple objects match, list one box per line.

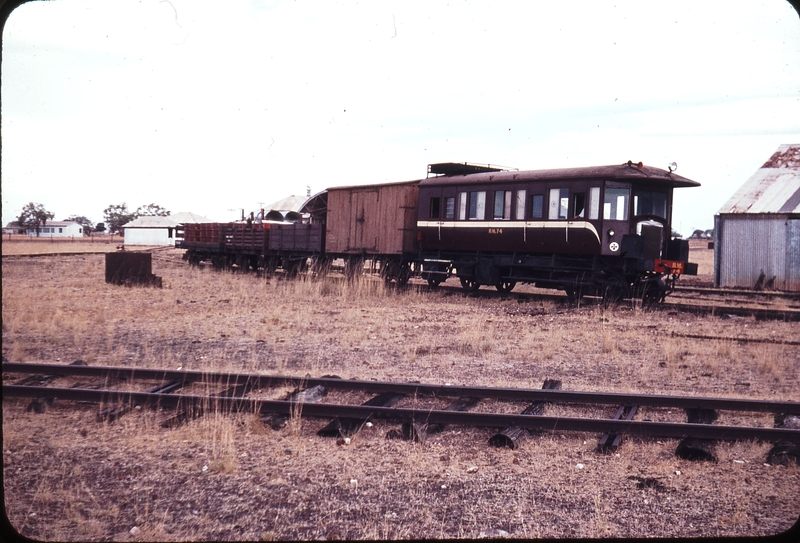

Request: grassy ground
left=2, top=244, right=798, bottom=540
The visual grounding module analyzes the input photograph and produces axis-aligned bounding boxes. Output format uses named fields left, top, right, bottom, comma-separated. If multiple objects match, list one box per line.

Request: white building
left=123, top=212, right=213, bottom=246
left=714, top=144, right=800, bottom=291
left=26, top=221, right=83, bottom=237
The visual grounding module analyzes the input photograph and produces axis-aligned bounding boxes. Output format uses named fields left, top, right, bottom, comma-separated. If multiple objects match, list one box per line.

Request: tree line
left=14, top=202, right=170, bottom=237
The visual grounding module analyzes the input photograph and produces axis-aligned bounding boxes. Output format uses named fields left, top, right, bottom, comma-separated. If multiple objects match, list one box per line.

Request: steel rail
left=659, top=302, right=800, bottom=321
left=4, top=362, right=799, bottom=414
left=668, top=331, right=800, bottom=346
left=3, top=384, right=799, bottom=443
left=673, top=286, right=800, bottom=301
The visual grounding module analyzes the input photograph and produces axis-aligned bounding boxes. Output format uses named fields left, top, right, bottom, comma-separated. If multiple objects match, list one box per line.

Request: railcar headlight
left=607, top=229, right=615, bottom=238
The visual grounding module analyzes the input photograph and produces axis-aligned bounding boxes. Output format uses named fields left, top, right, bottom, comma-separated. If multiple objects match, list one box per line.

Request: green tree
left=95, top=222, right=106, bottom=234
left=18, top=202, right=55, bottom=237
left=135, top=203, right=170, bottom=217
left=103, top=203, right=136, bottom=234
left=65, top=215, right=94, bottom=235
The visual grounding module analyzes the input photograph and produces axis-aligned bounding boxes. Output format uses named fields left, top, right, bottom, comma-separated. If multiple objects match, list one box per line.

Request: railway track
left=420, top=280, right=800, bottom=321
left=4, top=362, right=799, bottom=463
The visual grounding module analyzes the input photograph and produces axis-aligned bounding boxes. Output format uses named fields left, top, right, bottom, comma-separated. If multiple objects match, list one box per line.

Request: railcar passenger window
left=589, top=187, right=600, bottom=220
left=430, top=197, right=440, bottom=219
left=603, top=188, right=629, bottom=221
left=515, top=190, right=526, bottom=220
left=574, top=193, right=585, bottom=218
left=445, top=197, right=455, bottom=219
left=458, top=193, right=467, bottom=220
left=531, top=194, right=544, bottom=219
left=549, top=188, right=569, bottom=220
left=469, top=191, right=486, bottom=220
left=493, top=191, right=512, bottom=220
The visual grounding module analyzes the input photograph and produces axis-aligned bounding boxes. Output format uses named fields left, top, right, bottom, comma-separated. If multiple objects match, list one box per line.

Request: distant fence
left=3, top=233, right=121, bottom=243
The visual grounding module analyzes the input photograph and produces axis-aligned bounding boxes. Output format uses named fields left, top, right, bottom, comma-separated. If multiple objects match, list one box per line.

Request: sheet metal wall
left=716, top=214, right=800, bottom=291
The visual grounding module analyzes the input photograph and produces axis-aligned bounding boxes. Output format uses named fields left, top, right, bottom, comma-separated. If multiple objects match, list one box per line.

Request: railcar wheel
left=602, top=276, right=629, bottom=307
left=427, top=277, right=443, bottom=288
left=495, top=281, right=516, bottom=293
left=460, top=277, right=480, bottom=292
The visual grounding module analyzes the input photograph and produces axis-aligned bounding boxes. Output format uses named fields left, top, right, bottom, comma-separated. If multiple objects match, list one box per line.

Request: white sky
left=2, top=0, right=799, bottom=235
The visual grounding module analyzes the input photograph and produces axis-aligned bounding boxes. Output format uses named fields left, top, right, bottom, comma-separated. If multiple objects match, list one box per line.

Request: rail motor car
left=177, top=160, right=699, bottom=303
left=415, top=161, right=699, bottom=302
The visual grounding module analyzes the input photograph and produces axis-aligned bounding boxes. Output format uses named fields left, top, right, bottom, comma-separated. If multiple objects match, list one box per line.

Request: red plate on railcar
left=654, top=259, right=686, bottom=274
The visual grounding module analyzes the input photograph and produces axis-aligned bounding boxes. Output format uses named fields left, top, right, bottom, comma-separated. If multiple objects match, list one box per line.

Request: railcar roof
left=326, top=179, right=422, bottom=191
left=421, top=163, right=700, bottom=188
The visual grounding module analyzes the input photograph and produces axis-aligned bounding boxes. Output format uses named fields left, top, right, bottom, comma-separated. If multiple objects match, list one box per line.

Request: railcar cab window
left=603, top=188, right=630, bottom=221
left=548, top=188, right=569, bottom=220
left=633, top=189, right=668, bottom=219
left=430, top=197, right=441, bottom=219
left=493, top=190, right=512, bottom=220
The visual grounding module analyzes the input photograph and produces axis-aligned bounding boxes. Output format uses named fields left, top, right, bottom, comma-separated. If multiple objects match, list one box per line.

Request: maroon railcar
left=415, top=162, right=699, bottom=301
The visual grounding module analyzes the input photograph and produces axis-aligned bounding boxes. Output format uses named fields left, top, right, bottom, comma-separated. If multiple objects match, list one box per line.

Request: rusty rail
left=3, top=362, right=799, bottom=414
left=4, top=384, right=800, bottom=443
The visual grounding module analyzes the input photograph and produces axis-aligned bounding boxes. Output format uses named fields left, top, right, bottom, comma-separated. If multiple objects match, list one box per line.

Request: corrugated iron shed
left=718, top=144, right=800, bottom=214
left=714, top=143, right=800, bottom=291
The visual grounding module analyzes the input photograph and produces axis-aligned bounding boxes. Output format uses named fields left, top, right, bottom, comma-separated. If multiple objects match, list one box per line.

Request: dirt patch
left=2, top=250, right=799, bottom=540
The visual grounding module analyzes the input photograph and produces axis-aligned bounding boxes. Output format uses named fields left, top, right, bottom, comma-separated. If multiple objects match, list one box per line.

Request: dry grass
left=2, top=247, right=799, bottom=540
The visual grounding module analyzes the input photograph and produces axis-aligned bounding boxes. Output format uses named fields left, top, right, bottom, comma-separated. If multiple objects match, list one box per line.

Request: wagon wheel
left=284, top=259, right=306, bottom=277
left=427, top=277, right=443, bottom=288
left=380, top=260, right=398, bottom=284
left=263, top=257, right=279, bottom=275
left=344, top=258, right=364, bottom=281
left=395, top=263, right=411, bottom=286
left=460, top=277, right=480, bottom=292
left=311, top=256, right=331, bottom=278
left=602, top=276, right=629, bottom=307
left=495, top=281, right=516, bottom=293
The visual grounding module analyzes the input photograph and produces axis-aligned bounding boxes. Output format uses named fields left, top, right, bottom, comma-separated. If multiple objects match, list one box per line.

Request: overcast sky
left=2, top=0, right=799, bottom=235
